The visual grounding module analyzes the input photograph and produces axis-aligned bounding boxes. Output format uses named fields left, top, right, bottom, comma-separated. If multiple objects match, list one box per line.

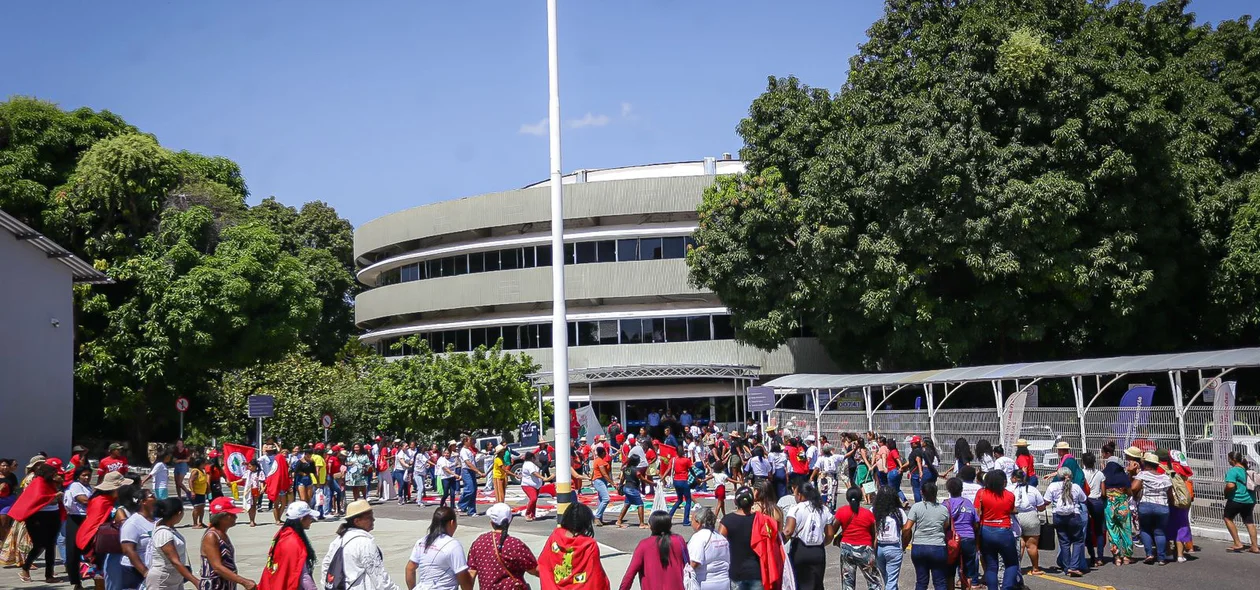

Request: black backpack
left=324, top=535, right=377, bottom=590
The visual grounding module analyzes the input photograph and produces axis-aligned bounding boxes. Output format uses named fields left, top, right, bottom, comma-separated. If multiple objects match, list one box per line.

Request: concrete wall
left=0, top=235, right=74, bottom=462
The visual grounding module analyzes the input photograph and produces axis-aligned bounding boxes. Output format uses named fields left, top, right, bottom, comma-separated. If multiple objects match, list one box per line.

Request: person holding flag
left=262, top=444, right=291, bottom=526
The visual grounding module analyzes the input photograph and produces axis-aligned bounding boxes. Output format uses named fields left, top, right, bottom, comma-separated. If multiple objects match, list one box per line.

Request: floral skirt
left=0, top=520, right=31, bottom=567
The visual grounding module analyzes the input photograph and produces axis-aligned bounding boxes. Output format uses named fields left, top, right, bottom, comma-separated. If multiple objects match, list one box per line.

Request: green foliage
left=690, top=0, right=1260, bottom=370
left=370, top=338, right=541, bottom=440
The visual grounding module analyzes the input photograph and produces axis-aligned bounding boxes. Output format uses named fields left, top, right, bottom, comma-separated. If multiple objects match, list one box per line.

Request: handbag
left=94, top=517, right=123, bottom=555
left=945, top=501, right=961, bottom=565
left=1037, top=510, right=1057, bottom=551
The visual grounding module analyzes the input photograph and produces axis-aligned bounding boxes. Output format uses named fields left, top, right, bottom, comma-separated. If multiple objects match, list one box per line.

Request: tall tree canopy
left=689, top=0, right=1260, bottom=371
left=1, top=97, right=358, bottom=449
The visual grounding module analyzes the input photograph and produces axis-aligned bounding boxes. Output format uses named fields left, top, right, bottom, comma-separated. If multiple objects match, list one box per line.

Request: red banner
left=222, top=443, right=255, bottom=483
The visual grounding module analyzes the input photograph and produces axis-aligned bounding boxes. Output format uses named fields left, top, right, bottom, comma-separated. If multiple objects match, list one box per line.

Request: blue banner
left=1114, top=385, right=1155, bottom=449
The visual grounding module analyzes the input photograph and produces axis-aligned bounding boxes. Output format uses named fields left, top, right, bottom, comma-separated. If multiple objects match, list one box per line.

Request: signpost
left=320, top=413, right=333, bottom=443
left=248, top=395, right=275, bottom=452
left=175, top=397, right=190, bottom=439
left=747, top=386, right=775, bottom=432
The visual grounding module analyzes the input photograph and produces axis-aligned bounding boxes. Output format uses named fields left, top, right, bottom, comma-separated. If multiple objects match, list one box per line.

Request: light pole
left=546, top=0, right=574, bottom=515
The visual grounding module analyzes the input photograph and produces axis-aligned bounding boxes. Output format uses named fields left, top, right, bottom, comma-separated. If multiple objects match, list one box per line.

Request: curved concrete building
left=354, top=157, right=837, bottom=425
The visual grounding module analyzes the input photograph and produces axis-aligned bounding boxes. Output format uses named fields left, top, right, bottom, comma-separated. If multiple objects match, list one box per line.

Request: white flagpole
left=546, top=0, right=574, bottom=515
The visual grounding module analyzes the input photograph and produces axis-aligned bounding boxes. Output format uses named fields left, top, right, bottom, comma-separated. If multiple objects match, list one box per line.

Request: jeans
left=1055, top=512, right=1088, bottom=573
left=911, top=544, right=948, bottom=590
left=888, top=469, right=904, bottom=503
left=980, top=525, right=1021, bottom=590
left=593, top=479, right=611, bottom=520
left=1138, top=502, right=1170, bottom=562
left=911, top=473, right=923, bottom=503
left=394, top=469, right=408, bottom=500
left=731, top=581, right=765, bottom=590
left=959, top=536, right=979, bottom=586
left=669, top=480, right=693, bottom=524
left=772, top=469, right=788, bottom=500
left=461, top=468, right=478, bottom=514
left=878, top=470, right=889, bottom=487
left=441, top=476, right=459, bottom=508
left=876, top=544, right=903, bottom=590
left=1086, top=497, right=1106, bottom=560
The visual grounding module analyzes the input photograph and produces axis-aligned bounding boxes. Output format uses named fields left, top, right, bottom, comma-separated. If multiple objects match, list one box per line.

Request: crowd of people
left=0, top=421, right=1258, bottom=590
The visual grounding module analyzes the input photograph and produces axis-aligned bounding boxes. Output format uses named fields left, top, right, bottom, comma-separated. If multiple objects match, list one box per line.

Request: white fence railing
left=770, top=405, right=1260, bottom=530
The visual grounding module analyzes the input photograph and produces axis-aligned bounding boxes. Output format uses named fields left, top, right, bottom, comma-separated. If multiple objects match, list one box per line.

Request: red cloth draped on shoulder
left=258, top=526, right=308, bottom=590
left=76, top=495, right=115, bottom=551
left=8, top=476, right=65, bottom=523
left=265, top=454, right=290, bottom=503
left=538, top=528, right=609, bottom=590
left=750, top=512, right=785, bottom=590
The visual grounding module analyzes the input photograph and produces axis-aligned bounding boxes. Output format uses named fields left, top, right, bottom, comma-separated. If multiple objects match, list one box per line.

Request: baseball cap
left=72, top=445, right=88, bottom=453
left=805, top=435, right=816, bottom=442
left=375, top=436, right=382, bottom=441
left=207, top=450, right=219, bottom=459
left=44, top=457, right=64, bottom=469
left=209, top=497, right=243, bottom=516
left=108, top=443, right=124, bottom=451
left=486, top=503, right=514, bottom=526
left=313, top=443, right=325, bottom=451
left=285, top=501, right=315, bottom=521
left=910, top=435, right=921, bottom=444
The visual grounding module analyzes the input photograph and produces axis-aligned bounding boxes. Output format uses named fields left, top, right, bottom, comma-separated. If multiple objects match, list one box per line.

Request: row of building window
left=375, top=313, right=735, bottom=356
left=376, top=236, right=697, bottom=286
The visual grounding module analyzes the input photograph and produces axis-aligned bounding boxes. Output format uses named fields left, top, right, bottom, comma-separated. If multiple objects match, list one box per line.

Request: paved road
left=4, top=495, right=1259, bottom=590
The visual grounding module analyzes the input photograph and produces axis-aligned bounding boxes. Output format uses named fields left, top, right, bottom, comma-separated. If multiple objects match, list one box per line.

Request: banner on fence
left=1213, top=381, right=1236, bottom=478
left=576, top=405, right=605, bottom=439
left=1001, top=388, right=1029, bottom=452
left=806, top=389, right=863, bottom=410
left=1115, top=385, right=1155, bottom=449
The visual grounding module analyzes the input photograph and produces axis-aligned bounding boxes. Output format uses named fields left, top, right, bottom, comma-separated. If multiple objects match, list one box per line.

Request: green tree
left=371, top=338, right=540, bottom=440
left=690, top=0, right=1260, bottom=370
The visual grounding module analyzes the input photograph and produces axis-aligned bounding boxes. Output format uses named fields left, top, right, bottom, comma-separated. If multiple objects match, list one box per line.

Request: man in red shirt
left=97, top=443, right=129, bottom=483
left=668, top=453, right=694, bottom=524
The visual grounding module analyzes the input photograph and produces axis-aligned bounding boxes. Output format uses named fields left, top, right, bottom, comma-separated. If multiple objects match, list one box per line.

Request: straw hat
left=25, top=455, right=46, bottom=470
left=1123, top=446, right=1143, bottom=459
left=1054, top=441, right=1072, bottom=450
left=1015, top=439, right=1029, bottom=447
left=94, top=471, right=134, bottom=491
left=344, top=499, right=373, bottom=520
left=1142, top=452, right=1160, bottom=464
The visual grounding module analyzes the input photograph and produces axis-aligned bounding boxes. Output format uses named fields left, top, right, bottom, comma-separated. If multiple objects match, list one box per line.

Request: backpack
left=1246, top=469, right=1260, bottom=493
left=324, top=534, right=377, bottom=590
left=1171, top=474, right=1192, bottom=509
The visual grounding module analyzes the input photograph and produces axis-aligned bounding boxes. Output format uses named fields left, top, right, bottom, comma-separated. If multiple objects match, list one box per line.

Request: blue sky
left=2, top=1, right=1253, bottom=226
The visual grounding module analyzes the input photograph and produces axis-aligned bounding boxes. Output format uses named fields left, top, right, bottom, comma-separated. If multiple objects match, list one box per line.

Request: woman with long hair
left=1045, top=467, right=1089, bottom=576
left=617, top=454, right=647, bottom=529
left=752, top=479, right=785, bottom=530
left=619, top=511, right=686, bottom=590
left=1014, top=441, right=1037, bottom=487
left=834, top=486, right=883, bottom=590
left=11, top=461, right=64, bottom=584
left=1223, top=451, right=1258, bottom=553
left=887, top=439, right=906, bottom=504
left=436, top=444, right=459, bottom=509
left=466, top=503, right=537, bottom=589
left=259, top=502, right=317, bottom=590
left=973, top=440, right=995, bottom=475
left=346, top=444, right=372, bottom=502
left=1132, top=452, right=1173, bottom=565
left=783, top=483, right=834, bottom=590
left=199, top=497, right=254, bottom=590
left=946, top=438, right=973, bottom=477
left=406, top=506, right=472, bottom=590
left=873, top=485, right=906, bottom=590
left=1011, top=469, right=1047, bottom=575
left=1103, top=447, right=1136, bottom=564
left=767, top=442, right=789, bottom=500
left=906, top=480, right=951, bottom=590
left=539, top=503, right=609, bottom=590
left=743, top=446, right=772, bottom=489
left=515, top=451, right=557, bottom=521
left=145, top=499, right=200, bottom=590
left=720, top=486, right=763, bottom=590
left=117, top=485, right=155, bottom=590
left=1080, top=452, right=1107, bottom=567
left=688, top=506, right=730, bottom=590
left=974, top=471, right=1019, bottom=590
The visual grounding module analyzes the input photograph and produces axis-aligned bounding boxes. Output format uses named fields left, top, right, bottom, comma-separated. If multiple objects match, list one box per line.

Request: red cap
left=375, top=436, right=382, bottom=441
left=208, top=497, right=243, bottom=515
left=45, top=457, right=63, bottom=469
left=910, top=436, right=922, bottom=444
left=331, top=445, right=342, bottom=453
left=207, top=450, right=219, bottom=459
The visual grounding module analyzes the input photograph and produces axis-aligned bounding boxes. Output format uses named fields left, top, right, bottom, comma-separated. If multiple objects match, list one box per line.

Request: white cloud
left=568, top=112, right=610, bottom=129
left=518, top=118, right=548, bottom=136
left=620, top=102, right=633, bottom=117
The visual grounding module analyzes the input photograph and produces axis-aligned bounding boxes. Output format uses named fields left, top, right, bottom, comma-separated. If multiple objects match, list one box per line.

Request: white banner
left=576, top=405, right=605, bottom=440
left=1002, top=388, right=1029, bottom=452
left=1212, top=381, right=1236, bottom=478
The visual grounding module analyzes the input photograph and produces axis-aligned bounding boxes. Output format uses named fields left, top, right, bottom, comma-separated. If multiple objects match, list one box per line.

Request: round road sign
left=320, top=413, right=333, bottom=429
left=175, top=397, right=190, bottom=413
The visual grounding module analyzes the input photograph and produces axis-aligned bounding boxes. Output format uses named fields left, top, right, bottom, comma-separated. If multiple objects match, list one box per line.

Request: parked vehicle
left=1184, top=436, right=1260, bottom=480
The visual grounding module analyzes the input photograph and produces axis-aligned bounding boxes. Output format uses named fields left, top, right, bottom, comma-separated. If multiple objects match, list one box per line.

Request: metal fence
left=770, top=405, right=1260, bottom=531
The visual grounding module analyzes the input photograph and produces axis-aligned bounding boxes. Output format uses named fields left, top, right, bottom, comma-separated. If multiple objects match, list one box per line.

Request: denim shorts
left=623, top=486, right=644, bottom=506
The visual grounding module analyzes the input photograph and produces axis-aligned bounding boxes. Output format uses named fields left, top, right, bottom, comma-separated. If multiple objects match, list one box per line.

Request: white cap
left=486, top=503, right=514, bottom=526
left=805, top=435, right=816, bottom=442
left=285, top=501, right=314, bottom=521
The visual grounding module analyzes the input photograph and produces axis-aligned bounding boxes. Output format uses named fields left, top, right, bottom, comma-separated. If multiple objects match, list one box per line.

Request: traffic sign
left=320, top=413, right=333, bottom=429
left=175, top=397, right=190, bottom=413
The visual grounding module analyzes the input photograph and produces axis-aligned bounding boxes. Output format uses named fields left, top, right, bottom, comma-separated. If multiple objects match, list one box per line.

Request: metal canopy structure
left=763, top=347, right=1260, bottom=454
left=529, top=363, right=760, bottom=387
left=1, top=209, right=112, bottom=284
left=763, top=348, right=1260, bottom=390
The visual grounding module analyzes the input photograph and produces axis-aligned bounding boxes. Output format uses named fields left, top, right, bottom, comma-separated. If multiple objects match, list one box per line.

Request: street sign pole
left=179, top=413, right=184, bottom=440
left=175, top=397, right=190, bottom=439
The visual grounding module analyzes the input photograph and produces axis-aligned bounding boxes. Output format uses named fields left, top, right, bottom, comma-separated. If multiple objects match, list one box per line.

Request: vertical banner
left=1213, top=381, right=1236, bottom=478
left=575, top=405, right=605, bottom=439
left=1114, top=385, right=1155, bottom=450
left=1001, top=388, right=1029, bottom=452
left=222, top=443, right=255, bottom=483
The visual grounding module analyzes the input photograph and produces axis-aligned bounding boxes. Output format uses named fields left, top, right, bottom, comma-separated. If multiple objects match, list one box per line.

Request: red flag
left=222, top=443, right=256, bottom=484
left=265, top=452, right=290, bottom=503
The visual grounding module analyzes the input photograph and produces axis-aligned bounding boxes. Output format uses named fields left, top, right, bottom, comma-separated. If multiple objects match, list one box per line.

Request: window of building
left=684, top=236, right=697, bottom=252
left=468, top=251, right=485, bottom=273
left=470, top=327, right=488, bottom=349
left=641, top=237, right=663, bottom=260
left=521, top=247, right=536, bottom=268
left=664, top=317, right=687, bottom=342
left=687, top=315, right=711, bottom=341
left=663, top=237, right=686, bottom=259
left=596, top=240, right=617, bottom=263
left=620, top=319, right=643, bottom=343
left=647, top=318, right=665, bottom=343
left=537, top=245, right=552, bottom=266
left=427, top=259, right=441, bottom=279
left=712, top=314, right=735, bottom=340
left=575, top=241, right=597, bottom=264
left=564, top=243, right=575, bottom=265
left=597, top=320, right=619, bottom=345
left=500, top=248, right=519, bottom=270
left=617, top=239, right=638, bottom=262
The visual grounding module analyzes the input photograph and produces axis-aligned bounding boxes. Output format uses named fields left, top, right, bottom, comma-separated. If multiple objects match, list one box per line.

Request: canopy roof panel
left=764, top=348, right=1260, bottom=390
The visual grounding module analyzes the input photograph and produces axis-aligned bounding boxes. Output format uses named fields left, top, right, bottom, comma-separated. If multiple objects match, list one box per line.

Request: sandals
left=18, top=570, right=31, bottom=583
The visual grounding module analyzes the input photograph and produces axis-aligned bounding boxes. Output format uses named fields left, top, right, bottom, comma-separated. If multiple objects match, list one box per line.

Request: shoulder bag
left=944, top=501, right=961, bottom=565
left=94, top=510, right=123, bottom=555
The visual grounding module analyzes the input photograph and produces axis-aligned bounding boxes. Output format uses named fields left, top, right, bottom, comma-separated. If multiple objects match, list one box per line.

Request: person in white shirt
left=1046, top=468, right=1089, bottom=576
left=412, top=449, right=431, bottom=506
left=144, top=452, right=171, bottom=501
left=404, top=506, right=471, bottom=590
left=1010, top=469, right=1048, bottom=575
left=804, top=435, right=820, bottom=475
left=323, top=500, right=399, bottom=590
left=960, top=465, right=983, bottom=504
left=457, top=439, right=481, bottom=517
left=688, top=506, right=732, bottom=590
left=783, top=483, right=835, bottom=590
left=145, top=498, right=199, bottom=590
left=993, top=446, right=1018, bottom=479
left=394, top=443, right=415, bottom=506
left=63, top=467, right=94, bottom=587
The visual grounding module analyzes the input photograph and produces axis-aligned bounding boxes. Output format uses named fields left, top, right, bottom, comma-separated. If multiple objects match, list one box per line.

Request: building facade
left=1, top=210, right=110, bottom=462
left=353, top=158, right=837, bottom=426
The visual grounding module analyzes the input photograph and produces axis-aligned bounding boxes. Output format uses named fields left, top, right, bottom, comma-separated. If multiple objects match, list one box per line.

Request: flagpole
left=546, top=0, right=574, bottom=515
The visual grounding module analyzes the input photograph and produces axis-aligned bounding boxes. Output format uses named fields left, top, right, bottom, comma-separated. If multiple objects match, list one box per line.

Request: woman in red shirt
left=886, top=439, right=906, bottom=504
left=833, top=487, right=882, bottom=589
left=1014, top=440, right=1038, bottom=487
left=667, top=455, right=694, bottom=526
left=974, top=470, right=1020, bottom=590
left=619, top=511, right=687, bottom=590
